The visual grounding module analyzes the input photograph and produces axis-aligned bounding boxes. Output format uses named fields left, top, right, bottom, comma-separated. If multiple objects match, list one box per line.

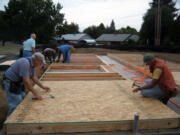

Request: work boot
left=160, top=96, right=169, bottom=105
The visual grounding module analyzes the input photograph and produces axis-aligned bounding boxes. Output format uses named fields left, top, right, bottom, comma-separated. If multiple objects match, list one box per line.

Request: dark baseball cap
left=142, top=54, right=155, bottom=65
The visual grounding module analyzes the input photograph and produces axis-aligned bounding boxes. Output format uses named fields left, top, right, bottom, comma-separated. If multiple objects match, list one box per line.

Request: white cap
left=32, top=52, right=46, bottom=64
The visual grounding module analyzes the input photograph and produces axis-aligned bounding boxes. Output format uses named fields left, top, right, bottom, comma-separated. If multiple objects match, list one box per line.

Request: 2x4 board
left=41, top=65, right=125, bottom=81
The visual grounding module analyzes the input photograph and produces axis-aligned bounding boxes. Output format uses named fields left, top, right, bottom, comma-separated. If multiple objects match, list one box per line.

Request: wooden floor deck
left=3, top=54, right=180, bottom=135
left=55, top=54, right=105, bottom=65
left=4, top=80, right=180, bottom=134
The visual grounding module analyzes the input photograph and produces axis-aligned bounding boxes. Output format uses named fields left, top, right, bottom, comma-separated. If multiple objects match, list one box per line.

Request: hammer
left=32, top=95, right=55, bottom=100
left=132, top=81, right=140, bottom=88
left=132, top=81, right=137, bottom=88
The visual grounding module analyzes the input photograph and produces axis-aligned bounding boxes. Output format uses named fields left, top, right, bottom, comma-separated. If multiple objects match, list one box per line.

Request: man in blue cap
left=133, top=54, right=177, bottom=104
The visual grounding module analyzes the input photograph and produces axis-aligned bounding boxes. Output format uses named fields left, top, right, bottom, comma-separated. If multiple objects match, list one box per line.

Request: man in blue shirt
left=23, top=33, right=36, bottom=57
left=57, top=41, right=75, bottom=63
left=2, top=52, right=50, bottom=117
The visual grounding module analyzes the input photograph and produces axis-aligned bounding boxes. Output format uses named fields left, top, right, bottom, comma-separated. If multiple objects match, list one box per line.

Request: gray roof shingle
left=61, top=33, right=92, bottom=41
left=96, top=34, right=131, bottom=42
left=128, top=35, right=140, bottom=42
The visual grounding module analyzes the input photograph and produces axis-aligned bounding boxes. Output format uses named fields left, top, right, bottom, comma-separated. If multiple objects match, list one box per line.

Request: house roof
left=96, top=34, right=139, bottom=42
left=96, top=34, right=131, bottom=42
left=81, top=39, right=96, bottom=43
left=61, top=33, right=92, bottom=41
left=128, top=35, right=140, bottom=42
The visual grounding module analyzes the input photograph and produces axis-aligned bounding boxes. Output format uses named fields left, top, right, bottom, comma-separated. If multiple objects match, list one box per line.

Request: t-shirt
left=58, top=45, right=72, bottom=52
left=44, top=48, right=56, bottom=55
left=5, top=57, right=35, bottom=82
left=23, top=38, right=35, bottom=51
left=152, top=68, right=162, bottom=80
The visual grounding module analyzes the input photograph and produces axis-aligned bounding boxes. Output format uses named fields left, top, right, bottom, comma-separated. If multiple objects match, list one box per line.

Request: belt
left=24, top=50, right=32, bottom=52
left=3, top=75, right=13, bottom=83
left=3, top=74, right=17, bottom=83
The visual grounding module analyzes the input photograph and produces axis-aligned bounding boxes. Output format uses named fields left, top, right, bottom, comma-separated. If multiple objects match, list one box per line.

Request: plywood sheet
left=55, top=54, right=105, bottom=65
left=172, top=72, right=180, bottom=85
left=5, top=80, right=180, bottom=134
left=0, top=60, right=15, bottom=66
left=108, top=53, right=143, bottom=66
left=108, top=53, right=180, bottom=72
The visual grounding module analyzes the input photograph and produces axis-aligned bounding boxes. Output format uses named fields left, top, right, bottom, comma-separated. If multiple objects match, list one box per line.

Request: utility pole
left=155, top=0, right=161, bottom=46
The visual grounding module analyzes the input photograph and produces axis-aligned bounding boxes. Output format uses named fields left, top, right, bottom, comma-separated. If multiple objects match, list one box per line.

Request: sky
left=0, top=0, right=180, bottom=32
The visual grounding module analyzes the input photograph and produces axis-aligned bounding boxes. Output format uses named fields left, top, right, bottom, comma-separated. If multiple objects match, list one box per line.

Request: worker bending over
left=2, top=52, right=50, bottom=117
left=133, top=54, right=177, bottom=104
left=57, top=41, right=75, bottom=63
left=43, top=48, right=56, bottom=63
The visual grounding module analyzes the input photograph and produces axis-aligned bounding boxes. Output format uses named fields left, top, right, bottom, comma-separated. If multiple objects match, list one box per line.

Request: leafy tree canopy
left=118, top=26, right=138, bottom=34
left=140, top=0, right=178, bottom=46
left=1, top=0, right=64, bottom=43
left=56, top=21, right=79, bottom=36
left=83, top=20, right=138, bottom=39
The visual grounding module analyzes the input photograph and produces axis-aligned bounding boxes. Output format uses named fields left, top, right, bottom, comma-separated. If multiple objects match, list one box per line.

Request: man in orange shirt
left=133, top=54, right=177, bottom=104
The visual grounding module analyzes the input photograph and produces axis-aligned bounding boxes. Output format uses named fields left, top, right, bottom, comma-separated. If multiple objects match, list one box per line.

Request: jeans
left=141, top=79, right=166, bottom=100
left=58, top=50, right=71, bottom=63
left=2, top=80, right=25, bottom=117
left=63, top=50, right=71, bottom=63
left=23, top=50, right=33, bottom=57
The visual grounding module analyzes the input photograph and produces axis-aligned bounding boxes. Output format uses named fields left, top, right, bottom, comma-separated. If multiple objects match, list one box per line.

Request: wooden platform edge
left=4, top=118, right=179, bottom=134
left=50, top=65, right=100, bottom=70
left=39, top=65, right=51, bottom=81
left=96, top=55, right=109, bottom=65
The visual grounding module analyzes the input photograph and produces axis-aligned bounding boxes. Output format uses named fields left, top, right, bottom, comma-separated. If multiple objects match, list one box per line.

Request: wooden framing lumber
left=41, top=73, right=125, bottom=81
left=44, top=72, right=119, bottom=76
left=4, top=80, right=180, bottom=134
left=41, top=64, right=122, bottom=81
left=54, top=54, right=106, bottom=65
left=50, top=65, right=100, bottom=70
left=3, top=53, right=180, bottom=134
left=4, top=118, right=179, bottom=134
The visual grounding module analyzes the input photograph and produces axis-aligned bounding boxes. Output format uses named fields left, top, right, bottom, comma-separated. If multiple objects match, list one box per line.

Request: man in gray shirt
left=2, top=52, right=50, bottom=117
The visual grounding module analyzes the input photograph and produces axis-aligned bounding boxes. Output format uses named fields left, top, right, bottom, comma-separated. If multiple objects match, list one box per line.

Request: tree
left=105, top=20, right=116, bottom=33
left=172, top=15, right=180, bottom=45
left=140, top=0, right=178, bottom=46
left=0, top=11, right=9, bottom=46
left=83, top=25, right=99, bottom=39
left=110, top=19, right=115, bottom=32
left=56, top=21, right=79, bottom=36
left=118, top=26, right=138, bottom=34
left=83, top=23, right=106, bottom=39
left=2, top=0, right=64, bottom=43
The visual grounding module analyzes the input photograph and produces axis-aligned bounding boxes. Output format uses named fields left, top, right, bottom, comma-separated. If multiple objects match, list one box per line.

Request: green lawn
left=0, top=45, right=21, bottom=54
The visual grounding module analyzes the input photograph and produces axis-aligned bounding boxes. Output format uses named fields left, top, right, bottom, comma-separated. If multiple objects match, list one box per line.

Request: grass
left=0, top=45, right=21, bottom=54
